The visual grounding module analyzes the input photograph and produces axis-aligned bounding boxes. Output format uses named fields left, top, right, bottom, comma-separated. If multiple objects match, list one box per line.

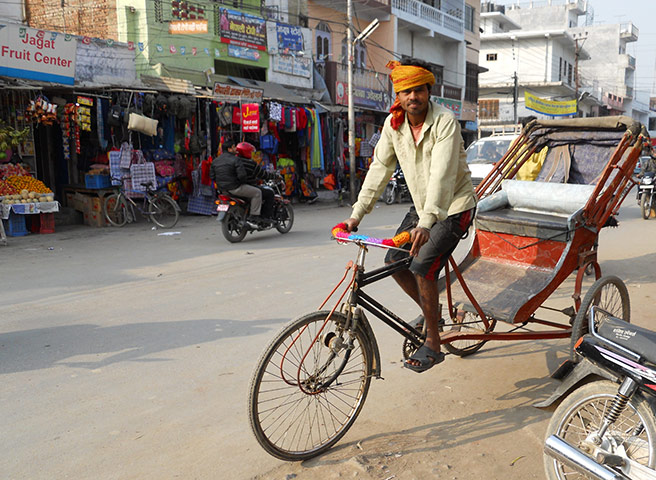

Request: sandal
left=404, top=344, right=445, bottom=373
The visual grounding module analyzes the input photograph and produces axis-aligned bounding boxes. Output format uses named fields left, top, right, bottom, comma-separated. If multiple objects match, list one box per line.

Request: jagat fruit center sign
left=0, top=24, right=77, bottom=85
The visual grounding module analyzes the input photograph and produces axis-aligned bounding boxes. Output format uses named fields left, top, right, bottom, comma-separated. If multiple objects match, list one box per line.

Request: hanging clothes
left=269, top=102, right=282, bottom=122
left=309, top=110, right=323, bottom=170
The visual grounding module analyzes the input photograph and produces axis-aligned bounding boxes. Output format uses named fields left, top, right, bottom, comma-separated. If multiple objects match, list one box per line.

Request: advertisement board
left=335, top=81, right=389, bottom=112
left=218, top=8, right=266, bottom=51
left=431, top=96, right=462, bottom=119
left=0, top=24, right=77, bottom=85
left=241, top=103, right=260, bottom=132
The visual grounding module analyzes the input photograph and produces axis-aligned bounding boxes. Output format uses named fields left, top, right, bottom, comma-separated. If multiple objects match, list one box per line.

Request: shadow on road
left=0, top=317, right=283, bottom=374
left=303, top=390, right=550, bottom=468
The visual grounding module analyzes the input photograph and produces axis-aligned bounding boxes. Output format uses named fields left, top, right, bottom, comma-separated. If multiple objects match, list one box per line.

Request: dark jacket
left=210, top=152, right=274, bottom=191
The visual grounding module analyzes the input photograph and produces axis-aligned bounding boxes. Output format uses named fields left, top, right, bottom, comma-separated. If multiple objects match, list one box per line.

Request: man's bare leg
left=406, top=275, right=441, bottom=367
left=389, top=267, right=421, bottom=306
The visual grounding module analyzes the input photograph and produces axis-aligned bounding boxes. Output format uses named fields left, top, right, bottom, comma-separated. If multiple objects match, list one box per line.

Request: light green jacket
left=351, top=101, right=476, bottom=230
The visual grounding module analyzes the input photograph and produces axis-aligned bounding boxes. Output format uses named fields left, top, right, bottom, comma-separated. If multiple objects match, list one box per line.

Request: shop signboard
left=431, top=96, right=462, bottom=119
left=241, top=103, right=260, bottom=132
left=266, top=22, right=311, bottom=79
left=228, top=45, right=261, bottom=62
left=525, top=91, right=576, bottom=117
left=0, top=24, right=77, bottom=85
left=169, top=20, right=208, bottom=35
left=271, top=55, right=311, bottom=78
left=213, top=81, right=263, bottom=103
left=218, top=8, right=266, bottom=51
left=75, top=41, right=136, bottom=87
left=335, top=81, right=390, bottom=112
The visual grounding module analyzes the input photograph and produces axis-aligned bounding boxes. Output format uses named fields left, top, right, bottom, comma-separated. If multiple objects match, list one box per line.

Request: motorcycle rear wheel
left=383, top=184, right=396, bottom=205
left=641, top=192, right=651, bottom=219
left=570, top=275, right=630, bottom=362
left=221, top=207, right=247, bottom=243
left=544, top=380, right=656, bottom=480
left=275, top=203, right=294, bottom=234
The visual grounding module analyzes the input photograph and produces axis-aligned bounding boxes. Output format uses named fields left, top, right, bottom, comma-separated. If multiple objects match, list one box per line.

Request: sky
left=591, top=0, right=656, bottom=101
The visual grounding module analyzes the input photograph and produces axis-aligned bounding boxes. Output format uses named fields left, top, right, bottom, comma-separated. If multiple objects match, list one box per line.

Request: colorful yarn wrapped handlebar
left=331, top=223, right=411, bottom=248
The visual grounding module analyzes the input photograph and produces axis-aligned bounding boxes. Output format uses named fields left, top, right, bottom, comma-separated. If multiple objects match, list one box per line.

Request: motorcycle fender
left=534, top=358, right=619, bottom=409
left=217, top=211, right=226, bottom=222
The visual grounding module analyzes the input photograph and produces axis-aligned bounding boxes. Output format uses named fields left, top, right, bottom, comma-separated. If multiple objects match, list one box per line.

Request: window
left=465, top=62, right=478, bottom=103
left=315, top=22, right=331, bottom=61
left=567, top=63, right=573, bottom=85
left=486, top=53, right=497, bottom=61
left=464, top=5, right=475, bottom=33
left=341, top=38, right=366, bottom=68
left=158, top=0, right=208, bottom=22
left=559, top=57, right=562, bottom=81
left=479, top=99, right=499, bottom=119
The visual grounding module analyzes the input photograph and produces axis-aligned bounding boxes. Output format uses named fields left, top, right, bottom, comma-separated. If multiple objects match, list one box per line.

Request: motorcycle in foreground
left=538, top=307, right=656, bottom=480
left=637, top=171, right=655, bottom=219
left=383, top=165, right=410, bottom=205
left=216, top=178, right=294, bottom=243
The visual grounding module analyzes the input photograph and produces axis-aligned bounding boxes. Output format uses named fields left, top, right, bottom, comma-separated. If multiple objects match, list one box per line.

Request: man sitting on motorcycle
left=210, top=139, right=275, bottom=226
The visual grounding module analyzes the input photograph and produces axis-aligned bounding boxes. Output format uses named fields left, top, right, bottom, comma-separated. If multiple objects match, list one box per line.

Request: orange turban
left=386, top=61, right=436, bottom=130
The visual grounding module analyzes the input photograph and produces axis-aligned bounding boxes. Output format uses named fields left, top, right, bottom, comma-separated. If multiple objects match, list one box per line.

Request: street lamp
left=347, top=16, right=380, bottom=204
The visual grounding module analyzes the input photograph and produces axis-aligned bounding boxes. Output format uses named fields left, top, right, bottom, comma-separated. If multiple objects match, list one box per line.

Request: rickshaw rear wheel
left=441, top=311, right=497, bottom=357
left=570, top=275, right=630, bottom=362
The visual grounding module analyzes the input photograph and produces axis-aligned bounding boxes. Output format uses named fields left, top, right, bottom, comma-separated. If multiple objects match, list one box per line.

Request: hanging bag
left=119, top=141, right=133, bottom=169
left=129, top=150, right=157, bottom=192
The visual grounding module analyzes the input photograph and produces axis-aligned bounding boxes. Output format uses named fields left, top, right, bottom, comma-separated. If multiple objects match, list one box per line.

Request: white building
left=482, top=0, right=644, bottom=126
left=479, top=1, right=593, bottom=124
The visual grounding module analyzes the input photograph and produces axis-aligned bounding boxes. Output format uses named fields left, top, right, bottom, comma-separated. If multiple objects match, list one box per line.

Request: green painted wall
left=116, top=0, right=269, bottom=78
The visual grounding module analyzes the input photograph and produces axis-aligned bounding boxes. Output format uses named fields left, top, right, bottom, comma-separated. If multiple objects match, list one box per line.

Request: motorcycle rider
left=211, top=139, right=275, bottom=226
left=641, top=150, right=656, bottom=176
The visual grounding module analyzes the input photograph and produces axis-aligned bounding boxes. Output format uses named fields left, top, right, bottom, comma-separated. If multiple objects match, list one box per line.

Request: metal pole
left=347, top=0, right=356, bottom=205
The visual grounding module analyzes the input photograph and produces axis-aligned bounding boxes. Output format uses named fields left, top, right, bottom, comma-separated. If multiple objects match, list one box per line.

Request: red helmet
left=236, top=142, right=256, bottom=159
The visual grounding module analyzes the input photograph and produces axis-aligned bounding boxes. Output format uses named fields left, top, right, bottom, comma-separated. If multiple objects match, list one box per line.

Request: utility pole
left=573, top=33, right=587, bottom=117
left=347, top=0, right=356, bottom=205
left=513, top=72, right=518, bottom=124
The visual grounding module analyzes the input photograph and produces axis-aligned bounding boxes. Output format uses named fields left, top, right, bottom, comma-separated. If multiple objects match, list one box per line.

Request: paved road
left=1, top=200, right=654, bottom=479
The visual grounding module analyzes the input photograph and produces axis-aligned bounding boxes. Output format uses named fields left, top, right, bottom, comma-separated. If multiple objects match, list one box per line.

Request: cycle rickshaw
left=248, top=116, right=647, bottom=460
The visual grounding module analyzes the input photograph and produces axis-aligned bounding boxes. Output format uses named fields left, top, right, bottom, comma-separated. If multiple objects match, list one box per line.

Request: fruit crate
left=3, top=212, right=29, bottom=237
left=85, top=174, right=111, bottom=189
left=31, top=212, right=55, bottom=234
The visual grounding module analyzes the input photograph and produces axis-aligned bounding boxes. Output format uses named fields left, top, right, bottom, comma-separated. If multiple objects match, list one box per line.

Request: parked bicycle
left=104, top=177, right=180, bottom=228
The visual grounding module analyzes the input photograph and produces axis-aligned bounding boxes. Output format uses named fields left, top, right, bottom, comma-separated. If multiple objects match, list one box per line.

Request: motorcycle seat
left=597, top=316, right=656, bottom=365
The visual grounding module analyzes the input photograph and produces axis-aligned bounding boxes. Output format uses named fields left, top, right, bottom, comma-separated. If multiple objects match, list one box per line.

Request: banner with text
left=525, top=91, right=576, bottom=117
left=218, top=8, right=266, bottom=51
left=0, top=24, right=77, bottom=85
left=213, top=81, right=263, bottom=103
left=241, top=103, right=260, bottom=132
left=169, top=20, right=208, bottom=35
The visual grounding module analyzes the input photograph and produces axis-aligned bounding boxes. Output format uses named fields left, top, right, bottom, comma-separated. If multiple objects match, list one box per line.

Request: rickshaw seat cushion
left=476, top=208, right=570, bottom=240
left=476, top=180, right=595, bottom=240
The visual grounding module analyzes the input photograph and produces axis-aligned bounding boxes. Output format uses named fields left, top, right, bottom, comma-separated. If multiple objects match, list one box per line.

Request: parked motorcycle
left=538, top=306, right=656, bottom=480
left=383, top=165, right=410, bottom=205
left=637, top=171, right=655, bottom=220
left=217, top=178, right=294, bottom=243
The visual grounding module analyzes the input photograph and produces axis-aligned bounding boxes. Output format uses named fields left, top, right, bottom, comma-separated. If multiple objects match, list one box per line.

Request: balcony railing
left=328, top=61, right=389, bottom=91
left=392, top=0, right=464, bottom=37
left=620, top=23, right=639, bottom=40
left=620, top=54, right=636, bottom=69
left=439, top=84, right=462, bottom=100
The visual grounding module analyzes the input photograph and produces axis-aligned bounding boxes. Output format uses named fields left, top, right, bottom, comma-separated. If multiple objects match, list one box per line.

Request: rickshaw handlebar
left=331, top=223, right=411, bottom=248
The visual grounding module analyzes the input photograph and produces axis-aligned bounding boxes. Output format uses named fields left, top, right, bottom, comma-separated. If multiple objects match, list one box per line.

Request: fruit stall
left=1, top=163, right=59, bottom=241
